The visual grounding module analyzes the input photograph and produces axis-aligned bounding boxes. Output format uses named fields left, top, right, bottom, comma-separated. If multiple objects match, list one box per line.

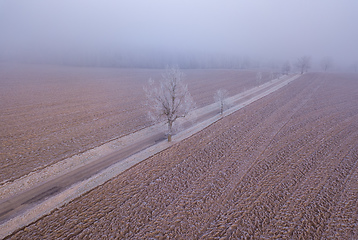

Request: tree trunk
left=168, top=121, right=173, bottom=142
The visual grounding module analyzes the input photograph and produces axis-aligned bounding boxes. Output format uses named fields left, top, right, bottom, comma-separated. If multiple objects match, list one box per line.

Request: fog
left=1, top=0, right=357, bottom=70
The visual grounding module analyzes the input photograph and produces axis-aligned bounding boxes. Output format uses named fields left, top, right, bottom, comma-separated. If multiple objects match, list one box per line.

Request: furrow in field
left=7, top=73, right=358, bottom=239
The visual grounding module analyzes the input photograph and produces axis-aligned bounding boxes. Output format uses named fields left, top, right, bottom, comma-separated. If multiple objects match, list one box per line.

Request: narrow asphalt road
left=0, top=132, right=166, bottom=224
left=0, top=112, right=223, bottom=224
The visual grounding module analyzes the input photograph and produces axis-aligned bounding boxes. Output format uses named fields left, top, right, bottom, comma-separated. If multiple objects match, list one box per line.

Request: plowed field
left=0, top=65, right=269, bottom=182
left=8, top=72, right=358, bottom=239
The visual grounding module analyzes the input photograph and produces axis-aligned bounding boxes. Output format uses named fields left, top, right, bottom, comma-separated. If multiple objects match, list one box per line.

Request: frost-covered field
left=8, top=72, right=358, bottom=239
left=0, top=65, right=268, bottom=182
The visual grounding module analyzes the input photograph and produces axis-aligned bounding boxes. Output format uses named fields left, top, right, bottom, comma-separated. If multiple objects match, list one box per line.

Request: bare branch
left=256, top=72, right=262, bottom=85
left=281, top=61, right=291, bottom=75
left=214, top=89, right=229, bottom=115
left=145, top=66, right=195, bottom=142
left=295, top=56, right=311, bottom=74
left=321, top=57, right=333, bottom=72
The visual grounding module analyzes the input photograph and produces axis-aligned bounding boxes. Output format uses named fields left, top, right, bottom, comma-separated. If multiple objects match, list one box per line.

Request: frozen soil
left=8, top=72, right=358, bottom=239
left=0, top=65, right=270, bottom=183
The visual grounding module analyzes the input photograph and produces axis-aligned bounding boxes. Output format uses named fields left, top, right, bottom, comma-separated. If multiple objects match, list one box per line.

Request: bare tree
left=144, top=66, right=195, bottom=142
left=214, top=89, right=229, bottom=115
left=256, top=71, right=262, bottom=85
left=269, top=71, right=274, bottom=80
left=281, top=60, right=291, bottom=75
left=270, top=71, right=280, bottom=80
left=295, top=56, right=311, bottom=74
left=321, top=57, right=332, bottom=72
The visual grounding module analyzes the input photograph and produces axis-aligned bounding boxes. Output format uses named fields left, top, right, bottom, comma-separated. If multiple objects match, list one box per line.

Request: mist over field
left=2, top=1, right=358, bottom=239
left=0, top=0, right=357, bottom=70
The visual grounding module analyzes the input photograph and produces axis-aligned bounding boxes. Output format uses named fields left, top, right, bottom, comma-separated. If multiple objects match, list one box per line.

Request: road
left=0, top=132, right=167, bottom=223
left=0, top=74, right=298, bottom=228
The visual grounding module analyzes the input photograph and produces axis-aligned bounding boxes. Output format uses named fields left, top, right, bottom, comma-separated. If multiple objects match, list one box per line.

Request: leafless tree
left=281, top=60, right=291, bottom=75
left=321, top=57, right=332, bottom=72
left=144, top=66, right=195, bottom=142
left=269, top=71, right=274, bottom=80
left=295, top=56, right=311, bottom=74
left=256, top=71, right=262, bottom=85
left=270, top=71, right=280, bottom=80
left=214, top=89, right=229, bottom=115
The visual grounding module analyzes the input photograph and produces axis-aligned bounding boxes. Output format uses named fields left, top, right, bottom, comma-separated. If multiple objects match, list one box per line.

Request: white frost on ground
left=0, top=74, right=295, bottom=201
left=0, top=74, right=299, bottom=239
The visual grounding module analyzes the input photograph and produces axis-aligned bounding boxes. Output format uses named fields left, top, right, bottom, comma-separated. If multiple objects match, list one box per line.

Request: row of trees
left=145, top=66, right=232, bottom=142
left=281, top=56, right=334, bottom=75
left=1, top=50, right=262, bottom=69
left=2, top=49, right=338, bottom=72
left=144, top=55, right=336, bottom=142
left=144, top=53, right=339, bottom=142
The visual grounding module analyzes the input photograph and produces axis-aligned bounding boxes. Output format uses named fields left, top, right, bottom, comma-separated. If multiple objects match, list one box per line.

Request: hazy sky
left=1, top=0, right=357, bottom=67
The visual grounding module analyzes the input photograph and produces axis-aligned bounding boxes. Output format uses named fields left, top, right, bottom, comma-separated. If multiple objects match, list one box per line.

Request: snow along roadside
left=0, top=74, right=300, bottom=239
left=0, top=73, right=295, bottom=201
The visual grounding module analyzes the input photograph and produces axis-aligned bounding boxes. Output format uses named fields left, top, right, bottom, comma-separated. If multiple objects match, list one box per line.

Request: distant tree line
left=0, top=50, right=264, bottom=69
left=56, top=52, right=264, bottom=69
left=2, top=49, right=355, bottom=72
